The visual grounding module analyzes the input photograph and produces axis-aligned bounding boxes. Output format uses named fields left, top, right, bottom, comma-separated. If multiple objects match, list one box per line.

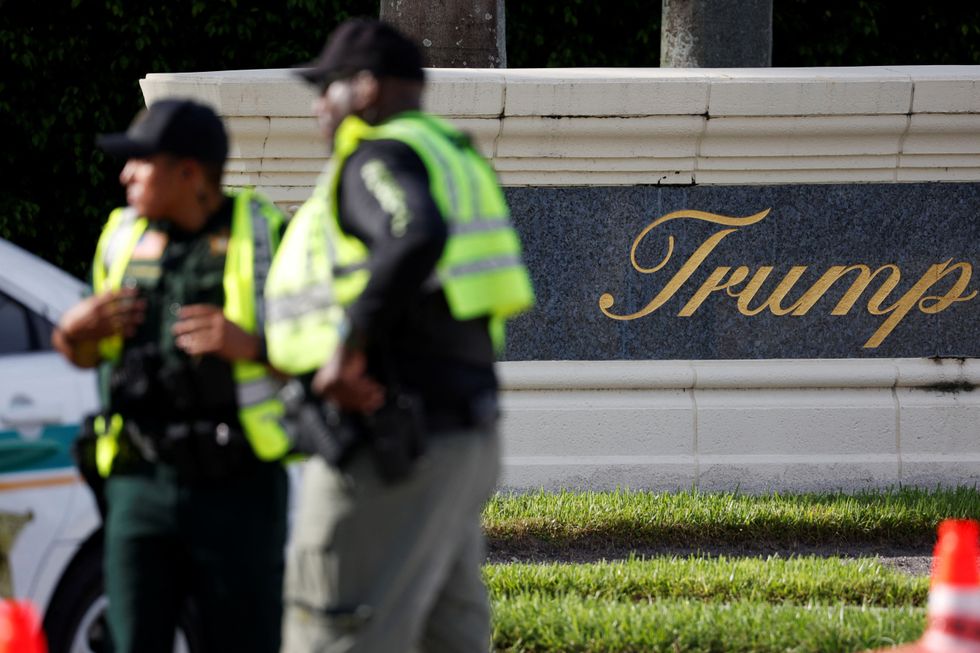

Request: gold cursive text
left=598, top=210, right=977, bottom=348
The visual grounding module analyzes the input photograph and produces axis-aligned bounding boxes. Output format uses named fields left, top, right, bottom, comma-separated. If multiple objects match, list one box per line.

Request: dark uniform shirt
left=338, top=138, right=497, bottom=416
left=110, top=198, right=238, bottom=428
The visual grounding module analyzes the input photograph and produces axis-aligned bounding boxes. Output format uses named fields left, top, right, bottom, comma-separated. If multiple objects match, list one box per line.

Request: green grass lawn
left=484, top=487, right=980, bottom=550
left=491, top=596, right=924, bottom=653
left=0, top=512, right=31, bottom=598
left=485, top=556, right=928, bottom=606
left=481, top=487, right=979, bottom=652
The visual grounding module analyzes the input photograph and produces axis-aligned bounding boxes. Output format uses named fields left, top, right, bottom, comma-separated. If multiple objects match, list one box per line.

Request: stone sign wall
left=505, top=183, right=980, bottom=360
left=139, top=67, right=980, bottom=491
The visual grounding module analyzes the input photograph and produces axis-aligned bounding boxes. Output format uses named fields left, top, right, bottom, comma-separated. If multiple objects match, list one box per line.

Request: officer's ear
left=176, top=159, right=214, bottom=190
left=172, top=158, right=197, bottom=181
left=350, top=71, right=380, bottom=113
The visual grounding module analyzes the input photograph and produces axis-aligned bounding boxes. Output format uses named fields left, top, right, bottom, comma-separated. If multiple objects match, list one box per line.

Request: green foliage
left=506, top=2, right=661, bottom=67
left=773, top=0, right=980, bottom=66
left=507, top=0, right=980, bottom=68
left=2, top=1, right=978, bottom=276
left=0, top=0, right=376, bottom=278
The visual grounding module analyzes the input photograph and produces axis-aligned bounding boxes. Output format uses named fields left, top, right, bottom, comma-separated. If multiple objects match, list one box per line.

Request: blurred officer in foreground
left=264, top=17, right=535, bottom=653
left=52, top=98, right=290, bottom=653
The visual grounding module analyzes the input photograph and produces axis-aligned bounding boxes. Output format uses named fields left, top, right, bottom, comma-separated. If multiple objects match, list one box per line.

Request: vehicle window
left=0, top=291, right=53, bottom=354
left=29, top=311, right=54, bottom=351
left=0, top=292, right=31, bottom=354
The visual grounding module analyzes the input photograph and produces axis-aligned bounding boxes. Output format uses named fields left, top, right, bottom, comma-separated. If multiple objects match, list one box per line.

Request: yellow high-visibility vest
left=91, top=189, right=290, bottom=476
left=265, top=111, right=535, bottom=374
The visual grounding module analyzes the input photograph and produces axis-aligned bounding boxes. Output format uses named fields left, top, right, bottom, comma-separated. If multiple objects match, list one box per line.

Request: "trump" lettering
left=598, top=209, right=977, bottom=348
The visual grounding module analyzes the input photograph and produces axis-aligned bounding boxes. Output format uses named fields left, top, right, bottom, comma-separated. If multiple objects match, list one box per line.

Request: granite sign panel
left=503, top=183, right=979, bottom=361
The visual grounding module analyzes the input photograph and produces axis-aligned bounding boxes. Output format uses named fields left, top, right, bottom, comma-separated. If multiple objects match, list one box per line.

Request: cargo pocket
left=283, top=458, right=371, bottom=633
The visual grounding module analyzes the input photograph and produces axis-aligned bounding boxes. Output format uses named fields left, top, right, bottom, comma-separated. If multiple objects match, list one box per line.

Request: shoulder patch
left=130, top=230, right=168, bottom=261
left=361, top=159, right=411, bottom=237
left=209, top=229, right=231, bottom=256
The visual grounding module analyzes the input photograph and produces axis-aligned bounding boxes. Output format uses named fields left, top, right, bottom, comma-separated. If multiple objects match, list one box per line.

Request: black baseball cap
left=295, top=18, right=426, bottom=87
left=97, top=98, right=228, bottom=164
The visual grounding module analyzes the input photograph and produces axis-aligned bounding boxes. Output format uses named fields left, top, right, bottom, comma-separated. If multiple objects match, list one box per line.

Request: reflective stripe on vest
left=92, top=190, right=290, bottom=475
left=224, top=192, right=291, bottom=461
left=92, top=207, right=148, bottom=363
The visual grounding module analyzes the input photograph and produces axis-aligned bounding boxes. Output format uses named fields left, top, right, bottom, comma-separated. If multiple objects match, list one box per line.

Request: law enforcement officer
left=52, top=98, right=290, bottom=653
left=264, top=18, right=535, bottom=653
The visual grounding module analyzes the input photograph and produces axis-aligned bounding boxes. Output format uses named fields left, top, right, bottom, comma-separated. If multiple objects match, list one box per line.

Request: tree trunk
left=661, top=0, right=771, bottom=67
left=380, top=0, right=506, bottom=68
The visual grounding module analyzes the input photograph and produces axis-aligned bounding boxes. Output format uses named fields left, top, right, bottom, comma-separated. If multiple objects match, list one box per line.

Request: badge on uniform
left=131, top=230, right=168, bottom=261
left=209, top=230, right=230, bottom=255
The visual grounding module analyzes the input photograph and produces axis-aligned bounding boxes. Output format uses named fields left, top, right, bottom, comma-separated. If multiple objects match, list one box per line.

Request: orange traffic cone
left=869, top=519, right=980, bottom=652
left=0, top=599, right=47, bottom=653
left=919, top=519, right=980, bottom=652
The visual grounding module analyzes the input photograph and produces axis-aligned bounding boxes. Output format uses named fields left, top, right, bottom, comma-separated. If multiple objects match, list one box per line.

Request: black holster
left=363, top=392, right=427, bottom=484
left=72, top=414, right=107, bottom=519
left=278, top=379, right=426, bottom=484
left=152, top=419, right=257, bottom=480
left=278, top=379, right=359, bottom=466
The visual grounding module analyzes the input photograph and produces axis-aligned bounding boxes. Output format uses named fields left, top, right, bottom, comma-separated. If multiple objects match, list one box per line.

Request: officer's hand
left=172, top=304, right=261, bottom=361
left=58, top=289, right=145, bottom=342
left=312, top=346, right=385, bottom=413
left=53, top=289, right=145, bottom=368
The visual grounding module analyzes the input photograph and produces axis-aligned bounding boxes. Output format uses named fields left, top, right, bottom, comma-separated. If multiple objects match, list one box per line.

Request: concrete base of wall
left=496, top=358, right=980, bottom=493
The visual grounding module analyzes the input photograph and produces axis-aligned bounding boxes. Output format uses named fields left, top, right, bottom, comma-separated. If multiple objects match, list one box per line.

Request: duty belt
left=120, top=418, right=262, bottom=481
left=423, top=391, right=499, bottom=433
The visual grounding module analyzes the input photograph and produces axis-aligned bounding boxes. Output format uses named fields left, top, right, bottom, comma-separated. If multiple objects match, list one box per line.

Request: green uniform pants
left=281, top=427, right=500, bottom=653
left=104, top=461, right=288, bottom=653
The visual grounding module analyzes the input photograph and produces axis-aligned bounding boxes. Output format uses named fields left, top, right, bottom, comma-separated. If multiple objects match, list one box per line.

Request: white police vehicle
left=0, top=238, right=197, bottom=652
